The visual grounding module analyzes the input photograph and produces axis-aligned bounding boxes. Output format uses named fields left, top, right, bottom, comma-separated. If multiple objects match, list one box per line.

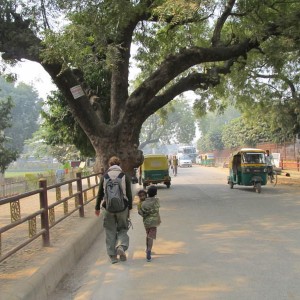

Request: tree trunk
left=0, top=173, right=4, bottom=185
left=91, top=121, right=144, bottom=175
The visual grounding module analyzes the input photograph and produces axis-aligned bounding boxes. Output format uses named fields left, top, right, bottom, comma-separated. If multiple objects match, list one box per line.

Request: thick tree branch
left=139, top=138, right=160, bottom=149
left=211, top=0, right=236, bottom=46
left=0, top=10, right=41, bottom=61
left=143, top=72, right=216, bottom=116
left=141, top=57, right=236, bottom=117
left=129, top=39, right=259, bottom=112
left=139, top=122, right=160, bottom=149
left=253, top=73, right=298, bottom=99
left=0, top=10, right=118, bottom=136
left=110, top=1, right=155, bottom=124
left=44, top=66, right=114, bottom=136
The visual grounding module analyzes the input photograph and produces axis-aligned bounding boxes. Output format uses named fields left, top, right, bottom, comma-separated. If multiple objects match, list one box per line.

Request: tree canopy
left=221, top=116, right=273, bottom=149
left=197, top=107, right=239, bottom=152
left=0, top=77, right=42, bottom=153
left=196, top=106, right=286, bottom=152
left=40, top=90, right=95, bottom=158
left=139, top=98, right=196, bottom=149
left=0, top=76, right=41, bottom=173
left=0, top=0, right=299, bottom=173
left=0, top=95, right=17, bottom=174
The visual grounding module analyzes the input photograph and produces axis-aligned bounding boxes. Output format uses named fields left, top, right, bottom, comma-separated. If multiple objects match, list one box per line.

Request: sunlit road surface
left=49, top=165, right=300, bottom=300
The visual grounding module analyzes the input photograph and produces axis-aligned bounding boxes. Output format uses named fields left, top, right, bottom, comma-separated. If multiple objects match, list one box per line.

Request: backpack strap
left=117, top=172, right=124, bottom=179
left=116, top=173, right=126, bottom=200
left=104, top=172, right=124, bottom=179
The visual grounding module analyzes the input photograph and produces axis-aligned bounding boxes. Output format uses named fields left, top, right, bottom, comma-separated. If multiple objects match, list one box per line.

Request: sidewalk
left=0, top=201, right=103, bottom=300
left=0, top=190, right=141, bottom=300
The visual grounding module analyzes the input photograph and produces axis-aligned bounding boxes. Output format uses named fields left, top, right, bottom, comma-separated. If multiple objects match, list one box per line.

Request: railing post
left=297, top=159, right=299, bottom=172
left=39, top=179, right=50, bottom=246
left=76, top=172, right=84, bottom=217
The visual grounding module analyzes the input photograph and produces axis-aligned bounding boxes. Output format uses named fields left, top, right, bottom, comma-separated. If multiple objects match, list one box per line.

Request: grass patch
left=5, top=171, right=45, bottom=178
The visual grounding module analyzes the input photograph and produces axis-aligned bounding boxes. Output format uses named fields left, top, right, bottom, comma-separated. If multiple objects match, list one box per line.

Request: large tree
left=222, top=116, right=273, bottom=149
left=0, top=95, right=17, bottom=177
left=40, top=90, right=95, bottom=158
left=0, top=0, right=299, bottom=174
left=196, top=106, right=240, bottom=152
left=0, top=77, right=42, bottom=153
left=139, top=99, right=196, bottom=149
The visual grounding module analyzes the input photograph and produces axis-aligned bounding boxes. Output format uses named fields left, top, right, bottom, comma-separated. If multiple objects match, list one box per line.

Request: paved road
left=49, top=166, right=300, bottom=300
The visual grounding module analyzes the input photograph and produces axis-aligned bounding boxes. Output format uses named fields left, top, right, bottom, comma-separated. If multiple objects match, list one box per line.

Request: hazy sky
left=13, top=60, right=56, bottom=99
left=14, top=56, right=140, bottom=100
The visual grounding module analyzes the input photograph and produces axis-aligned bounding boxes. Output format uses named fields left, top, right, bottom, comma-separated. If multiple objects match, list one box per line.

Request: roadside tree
left=139, top=99, right=196, bottom=149
left=0, top=0, right=299, bottom=173
left=222, top=116, right=273, bottom=149
left=0, top=96, right=17, bottom=179
left=0, top=77, right=42, bottom=154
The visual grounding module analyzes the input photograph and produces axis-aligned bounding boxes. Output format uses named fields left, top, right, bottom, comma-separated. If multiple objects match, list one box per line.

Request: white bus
left=177, top=145, right=197, bottom=163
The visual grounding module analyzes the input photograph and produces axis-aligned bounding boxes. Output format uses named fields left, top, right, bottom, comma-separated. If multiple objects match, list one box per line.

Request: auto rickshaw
left=227, top=148, right=268, bottom=193
left=139, top=154, right=171, bottom=189
left=203, top=153, right=215, bottom=166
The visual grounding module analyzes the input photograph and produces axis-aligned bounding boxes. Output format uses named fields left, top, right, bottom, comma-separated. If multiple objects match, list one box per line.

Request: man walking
left=265, top=150, right=275, bottom=181
left=95, top=156, right=132, bottom=264
left=172, top=155, right=178, bottom=176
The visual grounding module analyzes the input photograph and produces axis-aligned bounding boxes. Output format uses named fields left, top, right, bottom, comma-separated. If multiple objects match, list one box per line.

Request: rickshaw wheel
left=255, top=183, right=261, bottom=193
left=166, top=183, right=171, bottom=188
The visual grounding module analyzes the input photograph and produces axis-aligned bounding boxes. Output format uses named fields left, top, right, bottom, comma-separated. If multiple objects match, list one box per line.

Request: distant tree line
left=0, top=76, right=42, bottom=174
left=197, top=105, right=297, bottom=153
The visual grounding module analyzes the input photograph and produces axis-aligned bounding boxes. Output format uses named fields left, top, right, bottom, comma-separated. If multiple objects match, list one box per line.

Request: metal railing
left=0, top=169, right=92, bottom=199
left=279, top=159, right=300, bottom=171
left=0, top=172, right=101, bottom=263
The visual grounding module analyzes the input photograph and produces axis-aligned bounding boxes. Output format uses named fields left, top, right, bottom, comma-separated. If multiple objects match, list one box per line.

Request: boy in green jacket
left=137, top=186, right=161, bottom=262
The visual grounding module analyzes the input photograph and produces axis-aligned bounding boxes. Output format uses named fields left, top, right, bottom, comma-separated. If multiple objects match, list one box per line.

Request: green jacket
left=138, top=196, right=161, bottom=228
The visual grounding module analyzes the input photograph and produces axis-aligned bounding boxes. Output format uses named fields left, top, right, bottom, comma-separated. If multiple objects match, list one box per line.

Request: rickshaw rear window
left=150, top=161, right=162, bottom=167
left=242, top=153, right=265, bottom=164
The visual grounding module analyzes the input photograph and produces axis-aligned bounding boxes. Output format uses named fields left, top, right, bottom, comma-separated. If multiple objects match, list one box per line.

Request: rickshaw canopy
left=230, top=148, right=266, bottom=166
left=142, top=154, right=169, bottom=170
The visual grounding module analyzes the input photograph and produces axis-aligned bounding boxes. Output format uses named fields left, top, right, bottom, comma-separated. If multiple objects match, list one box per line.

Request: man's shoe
left=146, top=250, right=151, bottom=262
left=117, top=246, right=127, bottom=261
left=109, top=255, right=118, bottom=264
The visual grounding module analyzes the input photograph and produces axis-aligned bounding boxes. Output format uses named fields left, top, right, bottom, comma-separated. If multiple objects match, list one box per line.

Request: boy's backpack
left=104, top=172, right=126, bottom=213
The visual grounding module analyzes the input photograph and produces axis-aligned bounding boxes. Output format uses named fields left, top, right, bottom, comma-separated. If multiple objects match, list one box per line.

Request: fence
left=280, top=159, right=300, bottom=171
left=0, top=172, right=101, bottom=263
left=0, top=169, right=92, bottom=199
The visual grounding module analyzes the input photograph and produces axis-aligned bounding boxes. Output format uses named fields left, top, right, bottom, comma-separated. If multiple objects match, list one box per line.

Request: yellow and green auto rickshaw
left=227, top=148, right=268, bottom=193
left=139, top=154, right=171, bottom=189
left=203, top=153, right=215, bottom=166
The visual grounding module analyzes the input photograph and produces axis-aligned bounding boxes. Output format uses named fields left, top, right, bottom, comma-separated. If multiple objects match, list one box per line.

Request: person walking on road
left=265, top=150, right=275, bottom=181
left=172, top=155, right=178, bottom=176
left=137, top=186, right=161, bottom=262
left=95, top=156, right=133, bottom=264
